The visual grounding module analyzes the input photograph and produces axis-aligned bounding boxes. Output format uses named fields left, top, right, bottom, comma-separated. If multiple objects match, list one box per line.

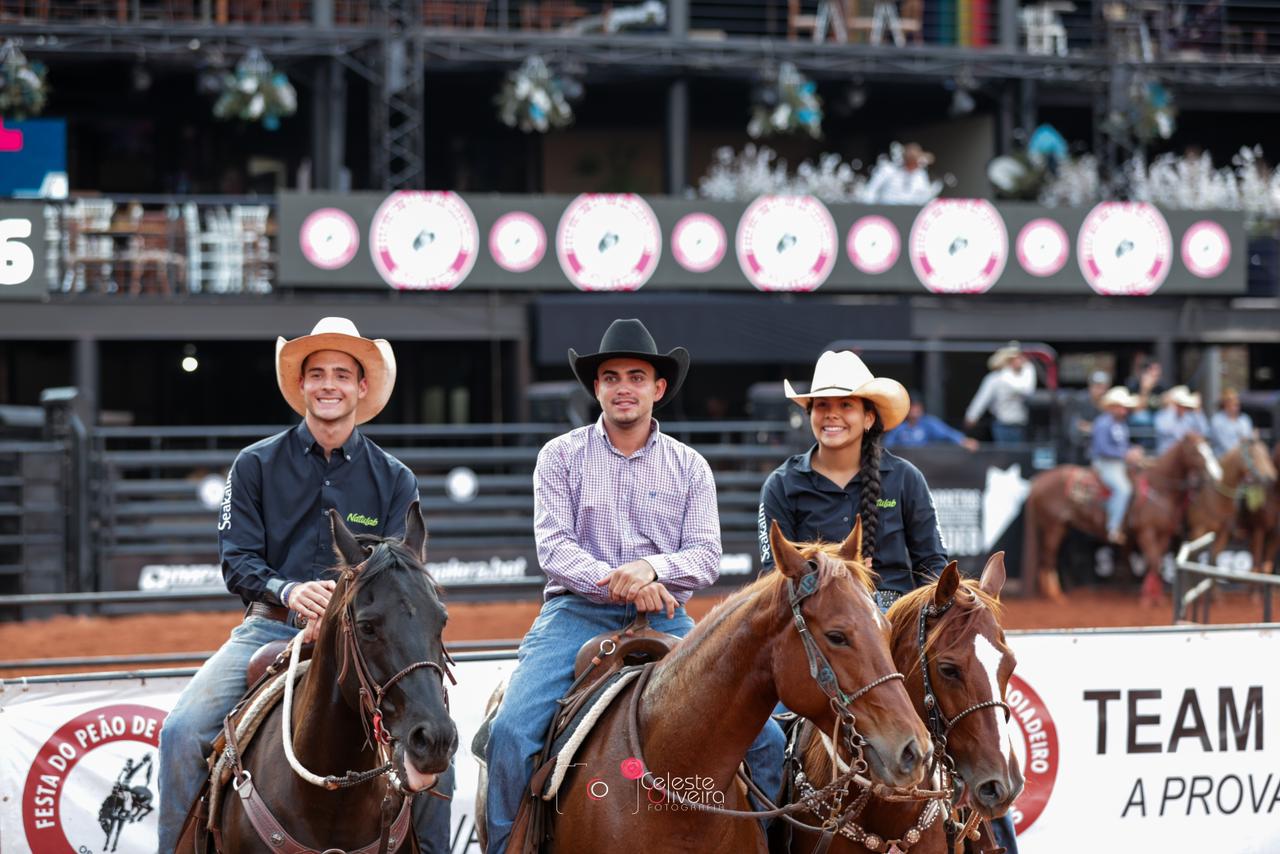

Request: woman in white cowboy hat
left=1091, top=386, right=1141, bottom=546
left=757, top=350, right=946, bottom=609
left=964, top=341, right=1036, bottom=446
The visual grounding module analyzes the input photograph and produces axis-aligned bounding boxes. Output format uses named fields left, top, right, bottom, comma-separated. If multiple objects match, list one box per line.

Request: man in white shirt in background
left=964, top=342, right=1037, bottom=445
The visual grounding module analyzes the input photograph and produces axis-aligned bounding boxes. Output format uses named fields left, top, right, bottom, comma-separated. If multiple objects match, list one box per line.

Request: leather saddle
left=503, top=614, right=679, bottom=854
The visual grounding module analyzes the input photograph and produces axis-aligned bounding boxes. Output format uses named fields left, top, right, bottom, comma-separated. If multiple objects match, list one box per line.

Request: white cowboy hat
left=1164, top=385, right=1200, bottom=409
left=784, top=351, right=911, bottom=431
left=1100, top=386, right=1139, bottom=409
left=987, top=341, right=1023, bottom=370
left=276, top=317, right=397, bottom=425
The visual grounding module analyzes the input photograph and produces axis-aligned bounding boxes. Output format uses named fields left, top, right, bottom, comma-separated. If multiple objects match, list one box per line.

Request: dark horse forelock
left=331, top=536, right=442, bottom=612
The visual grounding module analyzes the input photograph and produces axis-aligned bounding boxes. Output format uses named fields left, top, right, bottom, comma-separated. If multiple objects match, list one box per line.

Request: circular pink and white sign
left=489, top=211, right=547, bottom=273
left=1180, top=219, right=1231, bottom=278
left=846, top=215, right=901, bottom=275
left=299, top=208, right=359, bottom=270
left=671, top=213, right=727, bottom=273
left=1016, top=218, right=1070, bottom=278
left=369, top=191, right=478, bottom=290
left=1077, top=202, right=1172, bottom=296
left=909, top=199, right=1008, bottom=294
left=736, top=195, right=837, bottom=292
left=556, top=194, right=662, bottom=291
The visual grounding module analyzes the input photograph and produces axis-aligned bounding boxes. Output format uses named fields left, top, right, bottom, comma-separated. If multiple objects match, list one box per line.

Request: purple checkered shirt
left=534, top=416, right=722, bottom=605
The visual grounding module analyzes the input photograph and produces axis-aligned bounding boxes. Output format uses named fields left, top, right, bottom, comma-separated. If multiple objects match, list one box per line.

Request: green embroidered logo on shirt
left=346, top=513, right=379, bottom=528
left=875, top=498, right=897, bottom=509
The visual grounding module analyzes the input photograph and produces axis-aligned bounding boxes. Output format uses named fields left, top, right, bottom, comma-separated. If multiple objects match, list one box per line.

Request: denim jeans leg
left=411, top=761, right=456, bottom=853
left=484, top=596, right=628, bottom=854
left=158, top=616, right=298, bottom=853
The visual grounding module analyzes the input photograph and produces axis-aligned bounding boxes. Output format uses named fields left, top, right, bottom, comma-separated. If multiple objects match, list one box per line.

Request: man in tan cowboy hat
left=158, top=317, right=454, bottom=852
left=1091, top=386, right=1141, bottom=545
left=965, top=341, right=1036, bottom=446
left=1154, top=385, right=1208, bottom=454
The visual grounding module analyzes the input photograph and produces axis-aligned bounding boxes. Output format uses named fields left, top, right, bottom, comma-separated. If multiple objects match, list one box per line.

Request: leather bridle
left=916, top=596, right=1010, bottom=782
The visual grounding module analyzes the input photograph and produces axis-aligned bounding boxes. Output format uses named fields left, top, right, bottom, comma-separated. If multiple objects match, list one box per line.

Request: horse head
left=322, top=501, right=457, bottom=793
left=1173, top=432, right=1222, bottom=484
left=1245, top=438, right=1278, bottom=485
left=767, top=519, right=930, bottom=790
left=889, top=553, right=1023, bottom=819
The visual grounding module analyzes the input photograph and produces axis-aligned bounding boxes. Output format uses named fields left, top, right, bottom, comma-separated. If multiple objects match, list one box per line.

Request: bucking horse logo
left=97, top=753, right=155, bottom=852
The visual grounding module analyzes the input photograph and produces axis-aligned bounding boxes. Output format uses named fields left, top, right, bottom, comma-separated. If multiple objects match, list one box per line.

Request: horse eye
left=824, top=631, right=848, bottom=647
left=938, top=662, right=962, bottom=680
left=357, top=621, right=378, bottom=637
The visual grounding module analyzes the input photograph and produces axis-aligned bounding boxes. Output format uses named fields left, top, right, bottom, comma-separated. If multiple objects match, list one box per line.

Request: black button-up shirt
left=757, top=446, right=947, bottom=593
left=217, top=422, right=420, bottom=605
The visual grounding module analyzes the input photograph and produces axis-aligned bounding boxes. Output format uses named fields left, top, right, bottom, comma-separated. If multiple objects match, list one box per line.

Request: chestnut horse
left=495, top=519, right=929, bottom=853
left=1241, top=443, right=1280, bottom=575
left=179, top=503, right=457, bottom=853
left=1023, top=433, right=1222, bottom=605
left=1186, top=438, right=1278, bottom=564
left=775, top=554, right=1021, bottom=854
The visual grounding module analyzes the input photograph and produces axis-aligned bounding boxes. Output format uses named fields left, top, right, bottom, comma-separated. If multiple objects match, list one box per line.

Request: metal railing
left=1172, top=532, right=1280, bottom=624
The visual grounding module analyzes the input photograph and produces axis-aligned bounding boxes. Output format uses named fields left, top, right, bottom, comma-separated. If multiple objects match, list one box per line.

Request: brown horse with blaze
left=537, top=519, right=929, bottom=853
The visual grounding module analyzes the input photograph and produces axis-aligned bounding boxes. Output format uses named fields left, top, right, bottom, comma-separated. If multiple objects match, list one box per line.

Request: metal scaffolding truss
left=0, top=22, right=378, bottom=59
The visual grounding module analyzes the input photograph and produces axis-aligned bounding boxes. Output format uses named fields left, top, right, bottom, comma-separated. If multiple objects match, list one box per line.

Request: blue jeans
left=990, top=422, right=1026, bottom=445
left=485, top=594, right=786, bottom=853
left=1093, top=458, right=1131, bottom=536
left=158, top=614, right=454, bottom=853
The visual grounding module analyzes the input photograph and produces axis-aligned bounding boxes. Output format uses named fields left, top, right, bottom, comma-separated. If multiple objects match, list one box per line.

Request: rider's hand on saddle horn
left=596, top=560, right=663, bottom=605
left=285, top=579, right=336, bottom=643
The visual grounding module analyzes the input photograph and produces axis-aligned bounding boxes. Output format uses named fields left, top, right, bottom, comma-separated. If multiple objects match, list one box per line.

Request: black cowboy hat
left=568, top=318, right=689, bottom=406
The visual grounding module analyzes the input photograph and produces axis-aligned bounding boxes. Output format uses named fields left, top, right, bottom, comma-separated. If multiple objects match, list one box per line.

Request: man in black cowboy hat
left=484, top=318, right=786, bottom=852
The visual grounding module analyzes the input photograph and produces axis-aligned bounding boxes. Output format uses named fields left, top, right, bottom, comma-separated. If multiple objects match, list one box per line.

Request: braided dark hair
left=857, top=405, right=885, bottom=564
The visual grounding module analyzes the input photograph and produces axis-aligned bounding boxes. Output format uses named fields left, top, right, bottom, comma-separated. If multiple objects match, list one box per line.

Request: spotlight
left=846, top=84, right=867, bottom=111
left=182, top=356, right=199, bottom=373
left=132, top=64, right=152, bottom=92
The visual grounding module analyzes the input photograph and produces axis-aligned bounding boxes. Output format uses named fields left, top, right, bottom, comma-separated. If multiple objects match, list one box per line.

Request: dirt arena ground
left=1, top=587, right=1272, bottom=677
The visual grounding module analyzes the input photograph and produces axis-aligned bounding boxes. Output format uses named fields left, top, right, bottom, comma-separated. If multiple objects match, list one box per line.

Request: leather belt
left=245, top=601, right=293, bottom=624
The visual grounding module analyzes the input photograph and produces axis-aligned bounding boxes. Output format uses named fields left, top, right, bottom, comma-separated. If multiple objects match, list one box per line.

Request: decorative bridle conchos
left=626, top=560, right=951, bottom=854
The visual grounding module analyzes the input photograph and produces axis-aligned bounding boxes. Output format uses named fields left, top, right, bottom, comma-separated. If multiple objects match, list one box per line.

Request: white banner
left=2, top=626, right=1277, bottom=853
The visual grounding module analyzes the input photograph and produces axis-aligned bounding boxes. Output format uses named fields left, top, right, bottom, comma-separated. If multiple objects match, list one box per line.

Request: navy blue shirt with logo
left=217, top=422, right=420, bottom=605
left=757, top=446, right=947, bottom=593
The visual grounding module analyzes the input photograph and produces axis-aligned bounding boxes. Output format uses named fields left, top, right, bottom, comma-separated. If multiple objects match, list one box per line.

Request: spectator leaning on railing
left=1061, top=370, right=1111, bottom=463
left=884, top=392, right=979, bottom=451
left=1211, top=388, right=1255, bottom=455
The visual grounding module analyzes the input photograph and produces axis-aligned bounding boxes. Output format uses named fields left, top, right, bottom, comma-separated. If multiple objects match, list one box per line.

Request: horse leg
left=1139, top=530, right=1164, bottom=607
left=1038, top=520, right=1067, bottom=601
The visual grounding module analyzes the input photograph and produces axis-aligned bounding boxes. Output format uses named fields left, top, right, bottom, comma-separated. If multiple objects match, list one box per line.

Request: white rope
left=542, top=669, right=642, bottom=800
left=281, top=633, right=331, bottom=788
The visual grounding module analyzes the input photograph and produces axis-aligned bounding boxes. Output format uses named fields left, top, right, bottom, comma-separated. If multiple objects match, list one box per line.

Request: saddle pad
left=542, top=668, right=642, bottom=801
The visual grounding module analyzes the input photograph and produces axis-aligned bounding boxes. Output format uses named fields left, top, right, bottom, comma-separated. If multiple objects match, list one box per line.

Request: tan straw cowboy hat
left=1099, top=386, right=1139, bottom=409
left=1164, top=385, right=1200, bottom=409
left=987, top=341, right=1023, bottom=370
left=276, top=317, right=397, bottom=425
left=784, top=351, right=911, bottom=431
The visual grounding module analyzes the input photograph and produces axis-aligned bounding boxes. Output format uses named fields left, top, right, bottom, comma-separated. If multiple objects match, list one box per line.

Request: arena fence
left=1172, top=531, right=1280, bottom=623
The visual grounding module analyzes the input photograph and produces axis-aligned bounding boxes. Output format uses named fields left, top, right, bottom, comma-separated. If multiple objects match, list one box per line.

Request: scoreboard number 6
left=0, top=217, right=36, bottom=286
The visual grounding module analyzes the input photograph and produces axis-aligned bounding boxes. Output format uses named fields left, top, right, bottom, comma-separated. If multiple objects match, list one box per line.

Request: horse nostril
left=978, top=779, right=1007, bottom=807
left=898, top=739, right=923, bottom=776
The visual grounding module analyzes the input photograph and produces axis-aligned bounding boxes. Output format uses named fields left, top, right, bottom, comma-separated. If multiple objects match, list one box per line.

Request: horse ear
left=979, top=552, right=1007, bottom=599
left=837, top=515, right=864, bottom=565
left=769, top=520, right=810, bottom=580
left=329, top=509, right=367, bottom=568
left=403, top=500, right=428, bottom=562
left=934, top=561, right=960, bottom=608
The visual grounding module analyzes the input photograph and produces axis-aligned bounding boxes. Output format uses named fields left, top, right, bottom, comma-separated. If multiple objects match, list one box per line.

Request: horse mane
left=330, top=534, right=442, bottom=614
left=801, top=576, right=1003, bottom=787
left=647, top=538, right=875, bottom=702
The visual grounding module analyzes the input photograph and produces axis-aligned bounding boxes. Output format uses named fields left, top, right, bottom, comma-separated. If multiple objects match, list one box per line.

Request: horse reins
left=622, top=561, right=949, bottom=853
left=228, top=549, right=455, bottom=854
